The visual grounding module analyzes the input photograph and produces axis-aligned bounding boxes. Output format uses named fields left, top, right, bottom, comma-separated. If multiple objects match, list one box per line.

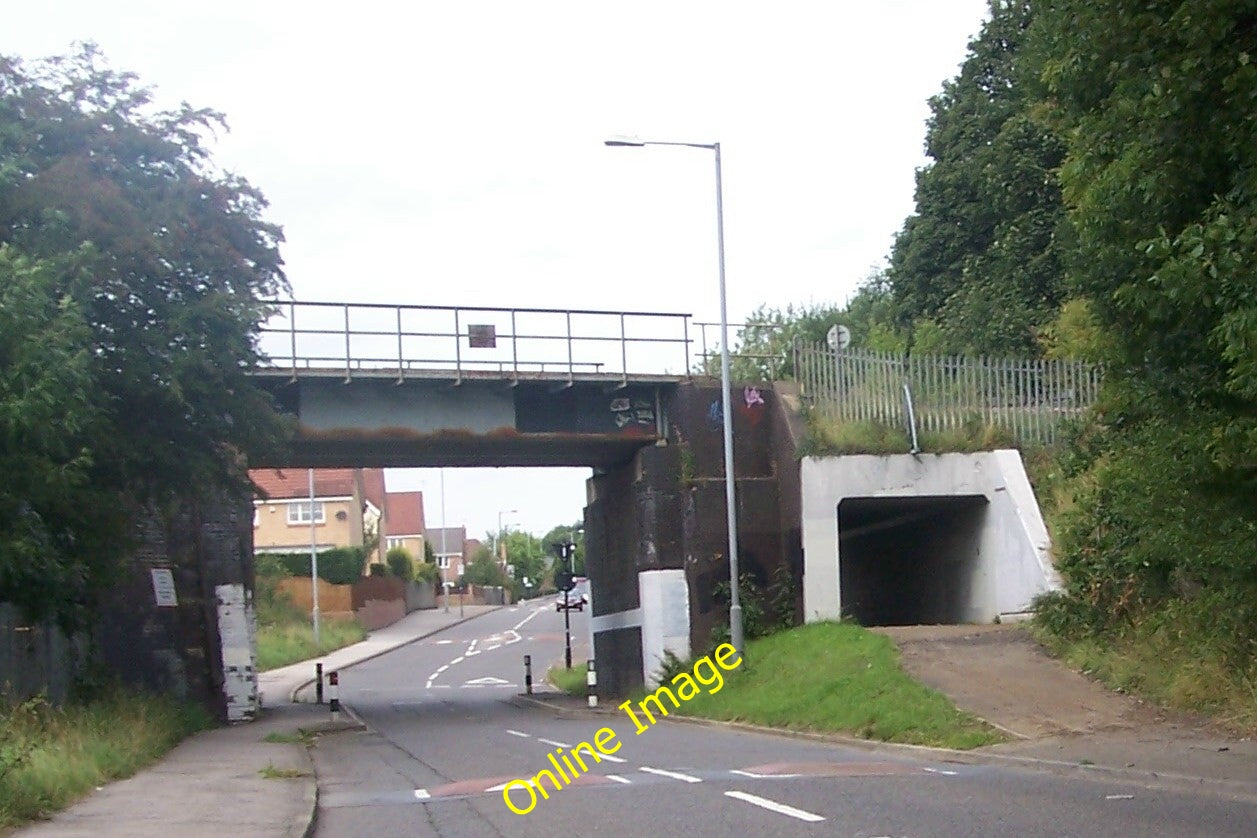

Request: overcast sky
left=6, top=0, right=991, bottom=541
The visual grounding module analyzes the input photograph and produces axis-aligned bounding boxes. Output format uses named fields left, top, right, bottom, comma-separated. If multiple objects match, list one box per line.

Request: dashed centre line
left=639, top=766, right=701, bottom=783
left=724, top=791, right=825, bottom=823
left=506, top=730, right=531, bottom=738
left=605, top=774, right=632, bottom=784
left=537, top=738, right=571, bottom=749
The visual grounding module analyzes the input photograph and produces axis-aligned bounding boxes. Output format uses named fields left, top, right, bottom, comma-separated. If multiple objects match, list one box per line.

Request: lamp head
left=604, top=135, right=646, bottom=147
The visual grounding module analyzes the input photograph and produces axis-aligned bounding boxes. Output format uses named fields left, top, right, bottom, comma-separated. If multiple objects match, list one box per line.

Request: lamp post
left=604, top=136, right=743, bottom=658
left=497, top=508, right=518, bottom=562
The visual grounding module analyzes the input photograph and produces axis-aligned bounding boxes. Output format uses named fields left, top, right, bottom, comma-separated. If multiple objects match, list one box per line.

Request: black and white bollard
left=524, top=654, right=533, bottom=695
left=328, top=670, right=340, bottom=720
left=586, top=659, right=597, bottom=708
left=315, top=662, right=324, bottom=705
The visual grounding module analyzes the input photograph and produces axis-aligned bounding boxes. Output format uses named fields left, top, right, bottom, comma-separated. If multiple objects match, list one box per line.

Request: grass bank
left=0, top=690, right=211, bottom=828
left=256, top=575, right=367, bottom=671
left=1034, top=593, right=1257, bottom=732
left=547, top=662, right=588, bottom=695
left=668, top=622, right=1004, bottom=749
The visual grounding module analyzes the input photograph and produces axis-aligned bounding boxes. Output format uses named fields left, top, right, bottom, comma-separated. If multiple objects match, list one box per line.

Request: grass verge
left=255, top=573, right=367, bottom=671
left=670, top=622, right=1005, bottom=749
left=547, top=663, right=588, bottom=695
left=0, top=689, right=212, bottom=828
left=256, top=618, right=368, bottom=671
left=1032, top=596, right=1257, bottom=732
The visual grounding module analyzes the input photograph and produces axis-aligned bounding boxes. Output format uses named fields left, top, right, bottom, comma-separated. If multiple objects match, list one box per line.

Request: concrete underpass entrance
left=802, top=452, right=1060, bottom=626
left=837, top=495, right=988, bottom=625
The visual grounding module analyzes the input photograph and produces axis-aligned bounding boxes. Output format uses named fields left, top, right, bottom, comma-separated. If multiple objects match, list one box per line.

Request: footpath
left=15, top=605, right=500, bottom=838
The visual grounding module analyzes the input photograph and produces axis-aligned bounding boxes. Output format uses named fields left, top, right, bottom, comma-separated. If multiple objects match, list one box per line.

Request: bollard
left=586, top=659, right=597, bottom=708
left=524, top=654, right=533, bottom=695
left=328, top=670, right=340, bottom=720
left=315, top=662, right=324, bottom=705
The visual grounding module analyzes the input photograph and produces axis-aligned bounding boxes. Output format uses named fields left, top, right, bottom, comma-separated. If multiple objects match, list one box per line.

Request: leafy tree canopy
left=0, top=46, right=291, bottom=623
left=888, top=0, right=1068, bottom=357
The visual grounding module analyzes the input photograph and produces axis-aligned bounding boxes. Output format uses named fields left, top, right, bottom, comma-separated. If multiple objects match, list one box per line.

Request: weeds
left=0, top=689, right=210, bottom=827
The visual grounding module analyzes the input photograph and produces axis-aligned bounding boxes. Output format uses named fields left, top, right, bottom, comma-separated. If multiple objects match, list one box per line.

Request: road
left=313, top=604, right=1257, bottom=837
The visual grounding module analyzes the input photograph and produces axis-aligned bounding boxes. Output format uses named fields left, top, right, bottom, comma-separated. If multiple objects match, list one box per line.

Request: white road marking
left=639, top=766, right=701, bottom=783
left=436, top=665, right=448, bottom=673
left=413, top=789, right=431, bottom=800
left=507, top=729, right=531, bottom=738
left=512, top=607, right=545, bottom=631
left=731, top=769, right=800, bottom=779
left=486, top=644, right=502, bottom=652
left=434, top=640, right=454, bottom=645
left=466, top=650, right=480, bottom=656
left=605, top=775, right=631, bottom=784
left=424, top=679, right=434, bottom=689
left=450, top=656, right=464, bottom=665
left=924, top=767, right=958, bottom=776
left=538, top=738, right=571, bottom=748
left=1106, top=794, right=1134, bottom=800
left=724, top=791, right=825, bottom=823
left=596, top=753, right=627, bottom=764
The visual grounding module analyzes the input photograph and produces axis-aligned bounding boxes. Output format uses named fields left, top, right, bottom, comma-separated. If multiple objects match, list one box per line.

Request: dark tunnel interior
left=837, top=495, right=988, bottom=626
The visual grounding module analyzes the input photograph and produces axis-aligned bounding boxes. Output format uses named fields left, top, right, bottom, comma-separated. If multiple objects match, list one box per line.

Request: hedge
left=256, top=547, right=367, bottom=585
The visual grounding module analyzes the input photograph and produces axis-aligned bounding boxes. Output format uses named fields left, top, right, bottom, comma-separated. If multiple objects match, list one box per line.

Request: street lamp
left=604, top=135, right=743, bottom=659
left=497, top=508, right=518, bottom=562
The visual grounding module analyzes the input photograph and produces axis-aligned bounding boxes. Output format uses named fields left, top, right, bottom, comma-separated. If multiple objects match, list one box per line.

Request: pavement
left=13, top=604, right=501, bottom=838
left=14, top=611, right=1257, bottom=837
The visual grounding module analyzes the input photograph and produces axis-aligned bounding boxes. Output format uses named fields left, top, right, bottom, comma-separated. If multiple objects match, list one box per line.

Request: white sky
left=6, top=0, right=991, bottom=540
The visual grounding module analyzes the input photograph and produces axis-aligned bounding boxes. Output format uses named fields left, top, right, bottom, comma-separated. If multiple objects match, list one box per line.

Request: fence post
left=524, top=654, right=533, bottom=695
left=316, top=662, right=324, bottom=704
left=328, top=670, right=340, bottom=720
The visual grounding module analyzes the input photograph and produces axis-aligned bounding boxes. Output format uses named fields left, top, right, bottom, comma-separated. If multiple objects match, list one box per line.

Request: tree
left=888, top=0, right=1068, bottom=357
left=0, top=46, right=291, bottom=623
left=462, top=545, right=509, bottom=587
left=1032, top=0, right=1257, bottom=465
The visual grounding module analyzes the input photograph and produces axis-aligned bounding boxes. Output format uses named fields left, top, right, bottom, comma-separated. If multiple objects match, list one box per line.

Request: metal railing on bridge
left=794, top=342, right=1102, bottom=446
left=256, top=301, right=696, bottom=384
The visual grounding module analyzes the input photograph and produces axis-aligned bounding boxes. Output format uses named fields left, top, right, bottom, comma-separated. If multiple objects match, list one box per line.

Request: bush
left=258, top=546, right=366, bottom=585
left=414, top=562, right=439, bottom=584
left=385, top=547, right=414, bottom=581
left=368, top=563, right=386, bottom=577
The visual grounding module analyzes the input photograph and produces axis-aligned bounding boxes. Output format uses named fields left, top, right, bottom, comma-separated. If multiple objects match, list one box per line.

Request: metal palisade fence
left=794, top=342, right=1102, bottom=447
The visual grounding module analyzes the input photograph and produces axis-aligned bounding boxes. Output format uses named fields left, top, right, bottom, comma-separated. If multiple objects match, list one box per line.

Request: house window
left=386, top=537, right=405, bottom=550
left=287, top=502, right=325, bottom=525
left=437, top=555, right=449, bottom=569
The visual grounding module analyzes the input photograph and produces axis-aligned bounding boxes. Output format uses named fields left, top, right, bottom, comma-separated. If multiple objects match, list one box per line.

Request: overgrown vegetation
left=0, top=46, right=291, bottom=628
left=798, top=415, right=1018, bottom=458
left=674, top=622, right=1004, bottom=749
left=547, top=663, right=588, bottom=696
left=254, top=569, right=366, bottom=671
left=0, top=690, right=211, bottom=827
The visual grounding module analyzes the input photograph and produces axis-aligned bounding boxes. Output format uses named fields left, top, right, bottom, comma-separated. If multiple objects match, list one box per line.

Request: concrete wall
left=802, top=451, right=1059, bottom=625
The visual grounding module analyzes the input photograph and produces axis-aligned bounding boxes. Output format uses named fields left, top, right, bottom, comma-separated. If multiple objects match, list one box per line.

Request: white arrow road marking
left=731, top=769, right=801, bottom=779
left=537, top=738, right=570, bottom=748
left=605, top=775, right=631, bottom=784
left=486, top=644, right=501, bottom=652
left=506, top=729, right=531, bottom=738
left=464, top=676, right=511, bottom=686
left=724, top=791, right=824, bottom=823
left=639, top=766, right=701, bottom=783
left=413, top=789, right=431, bottom=800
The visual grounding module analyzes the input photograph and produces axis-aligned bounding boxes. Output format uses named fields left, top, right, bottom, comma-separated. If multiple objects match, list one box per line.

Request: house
left=427, top=526, right=467, bottom=584
left=251, top=468, right=388, bottom=568
left=383, top=491, right=426, bottom=561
